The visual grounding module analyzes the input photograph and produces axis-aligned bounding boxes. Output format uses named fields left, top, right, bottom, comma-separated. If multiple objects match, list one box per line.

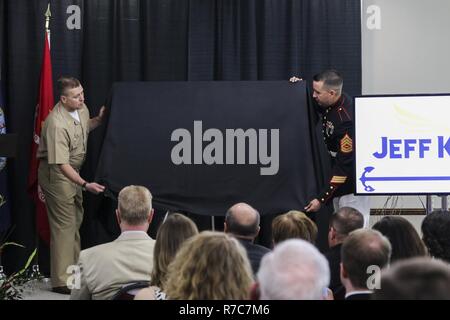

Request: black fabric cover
left=96, top=81, right=322, bottom=216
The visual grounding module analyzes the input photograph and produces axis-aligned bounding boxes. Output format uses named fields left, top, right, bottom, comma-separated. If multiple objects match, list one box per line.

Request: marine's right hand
left=304, top=198, right=321, bottom=212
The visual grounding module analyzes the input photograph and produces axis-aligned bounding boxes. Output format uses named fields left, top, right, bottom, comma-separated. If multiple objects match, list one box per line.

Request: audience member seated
left=252, top=239, right=330, bottom=300
left=372, top=216, right=427, bottom=263
left=271, top=210, right=317, bottom=246
left=224, top=203, right=270, bottom=275
left=324, top=207, right=364, bottom=299
left=372, top=257, right=450, bottom=300
left=70, top=185, right=156, bottom=300
left=164, top=231, right=253, bottom=300
left=134, top=213, right=198, bottom=300
left=340, top=229, right=391, bottom=300
left=421, top=210, right=450, bottom=263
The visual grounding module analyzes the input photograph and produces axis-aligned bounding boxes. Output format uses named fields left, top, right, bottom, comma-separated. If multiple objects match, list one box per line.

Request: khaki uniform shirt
left=37, top=102, right=90, bottom=170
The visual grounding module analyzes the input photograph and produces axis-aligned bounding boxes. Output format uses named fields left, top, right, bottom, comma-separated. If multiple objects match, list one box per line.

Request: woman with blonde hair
left=164, top=231, right=253, bottom=300
left=134, top=213, right=198, bottom=300
left=272, top=210, right=318, bottom=246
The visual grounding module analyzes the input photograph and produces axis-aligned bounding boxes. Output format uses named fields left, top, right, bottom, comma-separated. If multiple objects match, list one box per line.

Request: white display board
left=354, top=95, right=450, bottom=194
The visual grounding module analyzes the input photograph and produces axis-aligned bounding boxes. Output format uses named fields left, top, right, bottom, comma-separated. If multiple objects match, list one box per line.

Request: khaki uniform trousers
left=38, top=161, right=84, bottom=288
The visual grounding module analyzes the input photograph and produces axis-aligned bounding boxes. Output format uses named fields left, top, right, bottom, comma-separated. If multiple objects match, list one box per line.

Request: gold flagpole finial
left=45, top=3, right=51, bottom=32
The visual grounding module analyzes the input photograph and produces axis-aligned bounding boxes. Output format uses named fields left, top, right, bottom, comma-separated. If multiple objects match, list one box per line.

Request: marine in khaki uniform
left=37, top=77, right=106, bottom=294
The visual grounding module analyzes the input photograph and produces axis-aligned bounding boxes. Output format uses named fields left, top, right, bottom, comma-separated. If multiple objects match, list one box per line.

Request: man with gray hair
left=224, top=203, right=270, bottom=275
left=253, top=239, right=330, bottom=300
left=70, top=185, right=155, bottom=300
left=340, top=229, right=391, bottom=300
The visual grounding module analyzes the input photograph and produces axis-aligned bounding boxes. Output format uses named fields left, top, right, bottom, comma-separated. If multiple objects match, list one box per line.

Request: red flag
left=28, top=30, right=54, bottom=244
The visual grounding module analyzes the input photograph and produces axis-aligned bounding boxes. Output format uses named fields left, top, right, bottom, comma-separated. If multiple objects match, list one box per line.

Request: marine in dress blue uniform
left=303, top=70, right=370, bottom=226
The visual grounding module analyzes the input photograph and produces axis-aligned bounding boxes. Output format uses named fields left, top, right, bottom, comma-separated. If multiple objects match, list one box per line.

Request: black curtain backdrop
left=1, top=0, right=361, bottom=273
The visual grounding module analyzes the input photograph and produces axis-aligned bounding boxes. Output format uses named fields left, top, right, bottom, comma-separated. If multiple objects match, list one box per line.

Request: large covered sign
left=96, top=81, right=324, bottom=216
left=355, top=95, right=450, bottom=194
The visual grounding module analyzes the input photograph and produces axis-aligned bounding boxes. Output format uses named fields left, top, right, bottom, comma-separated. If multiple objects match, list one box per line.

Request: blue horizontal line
left=365, top=176, right=450, bottom=181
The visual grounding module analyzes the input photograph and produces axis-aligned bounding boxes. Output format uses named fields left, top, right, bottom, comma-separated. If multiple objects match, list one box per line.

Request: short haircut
left=57, top=76, right=81, bottom=96
left=372, top=216, right=427, bottom=263
left=373, top=257, right=450, bottom=300
left=313, top=69, right=343, bottom=93
left=225, top=205, right=260, bottom=237
left=421, top=210, right=450, bottom=263
left=117, top=185, right=152, bottom=226
left=257, top=239, right=330, bottom=300
left=272, top=210, right=317, bottom=245
left=341, top=229, right=392, bottom=288
left=329, top=207, right=364, bottom=238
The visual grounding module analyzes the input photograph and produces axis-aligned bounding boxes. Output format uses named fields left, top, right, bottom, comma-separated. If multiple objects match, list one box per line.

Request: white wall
left=361, top=0, right=450, bottom=210
left=362, top=0, right=450, bottom=94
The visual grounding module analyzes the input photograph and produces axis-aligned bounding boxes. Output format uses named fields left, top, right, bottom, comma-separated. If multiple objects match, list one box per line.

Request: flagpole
left=45, top=3, right=51, bottom=47
left=32, top=2, right=52, bottom=285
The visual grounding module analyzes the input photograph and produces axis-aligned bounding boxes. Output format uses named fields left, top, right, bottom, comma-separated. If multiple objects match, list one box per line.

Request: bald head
left=225, top=203, right=260, bottom=239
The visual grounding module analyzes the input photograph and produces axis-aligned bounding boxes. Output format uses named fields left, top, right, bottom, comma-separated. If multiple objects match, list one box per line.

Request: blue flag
left=0, top=80, right=11, bottom=233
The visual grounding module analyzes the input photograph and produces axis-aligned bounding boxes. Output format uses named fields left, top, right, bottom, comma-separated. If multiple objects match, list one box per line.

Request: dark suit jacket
left=324, top=243, right=343, bottom=291
left=237, top=238, right=271, bottom=275
left=325, top=243, right=346, bottom=300
left=345, top=293, right=372, bottom=300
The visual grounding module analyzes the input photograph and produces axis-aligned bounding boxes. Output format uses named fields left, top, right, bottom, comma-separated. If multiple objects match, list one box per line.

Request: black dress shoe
left=52, top=286, right=71, bottom=294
